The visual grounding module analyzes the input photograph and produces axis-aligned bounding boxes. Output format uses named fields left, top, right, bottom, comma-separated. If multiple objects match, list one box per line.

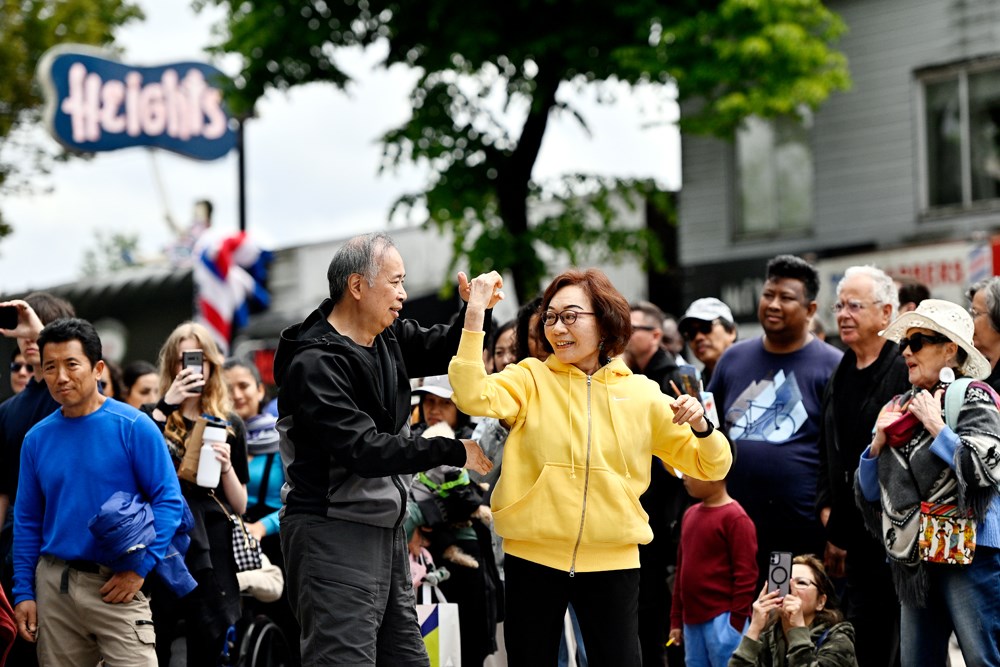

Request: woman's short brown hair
left=536, top=269, right=632, bottom=363
left=793, top=554, right=843, bottom=626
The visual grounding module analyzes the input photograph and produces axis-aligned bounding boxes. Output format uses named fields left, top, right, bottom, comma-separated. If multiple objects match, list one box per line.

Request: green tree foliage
left=201, top=0, right=849, bottom=300
left=0, top=0, right=142, bottom=242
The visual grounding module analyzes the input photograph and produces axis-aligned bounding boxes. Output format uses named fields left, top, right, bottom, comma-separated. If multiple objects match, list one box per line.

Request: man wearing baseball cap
left=678, top=298, right=738, bottom=386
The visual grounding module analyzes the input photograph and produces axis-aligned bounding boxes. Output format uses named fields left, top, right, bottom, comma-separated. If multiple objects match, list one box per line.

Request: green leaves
left=0, top=0, right=142, bottom=242
left=201, top=0, right=850, bottom=299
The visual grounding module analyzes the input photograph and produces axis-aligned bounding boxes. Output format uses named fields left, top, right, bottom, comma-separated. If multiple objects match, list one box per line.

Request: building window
left=921, top=61, right=1000, bottom=210
left=735, top=114, right=813, bottom=238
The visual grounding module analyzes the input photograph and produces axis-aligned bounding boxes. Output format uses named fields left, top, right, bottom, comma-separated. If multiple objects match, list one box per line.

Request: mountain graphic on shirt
left=726, top=369, right=809, bottom=443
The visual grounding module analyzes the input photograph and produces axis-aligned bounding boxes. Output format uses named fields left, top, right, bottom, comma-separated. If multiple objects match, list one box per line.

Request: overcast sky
left=0, top=1, right=680, bottom=294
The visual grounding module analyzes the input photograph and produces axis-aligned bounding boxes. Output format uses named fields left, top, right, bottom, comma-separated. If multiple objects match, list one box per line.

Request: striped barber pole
left=193, top=231, right=271, bottom=354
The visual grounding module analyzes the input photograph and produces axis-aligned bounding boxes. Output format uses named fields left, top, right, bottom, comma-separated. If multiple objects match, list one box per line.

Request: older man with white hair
left=817, top=265, right=909, bottom=667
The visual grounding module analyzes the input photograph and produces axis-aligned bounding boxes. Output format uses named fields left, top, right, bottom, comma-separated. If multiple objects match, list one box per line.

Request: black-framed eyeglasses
left=542, top=310, right=595, bottom=327
left=899, top=332, right=951, bottom=354
left=681, top=319, right=716, bottom=341
left=9, top=362, right=32, bottom=373
left=791, top=577, right=817, bottom=589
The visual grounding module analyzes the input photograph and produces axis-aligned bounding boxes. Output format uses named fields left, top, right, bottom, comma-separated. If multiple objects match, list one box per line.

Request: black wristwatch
left=690, top=419, right=715, bottom=438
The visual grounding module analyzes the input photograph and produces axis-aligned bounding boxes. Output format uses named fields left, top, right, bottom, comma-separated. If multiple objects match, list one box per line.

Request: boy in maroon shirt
left=669, top=474, right=758, bottom=667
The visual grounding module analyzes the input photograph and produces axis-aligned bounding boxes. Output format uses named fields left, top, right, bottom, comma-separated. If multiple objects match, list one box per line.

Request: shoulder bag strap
left=945, top=378, right=974, bottom=431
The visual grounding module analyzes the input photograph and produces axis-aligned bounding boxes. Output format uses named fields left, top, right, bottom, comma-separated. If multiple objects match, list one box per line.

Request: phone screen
left=0, top=305, right=17, bottom=330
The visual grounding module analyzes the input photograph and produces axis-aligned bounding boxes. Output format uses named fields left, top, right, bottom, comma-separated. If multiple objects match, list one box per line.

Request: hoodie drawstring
left=605, top=382, right=631, bottom=480
left=567, top=370, right=576, bottom=479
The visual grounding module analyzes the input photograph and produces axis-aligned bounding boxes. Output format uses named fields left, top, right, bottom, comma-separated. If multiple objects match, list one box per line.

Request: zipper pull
left=569, top=567, right=575, bottom=578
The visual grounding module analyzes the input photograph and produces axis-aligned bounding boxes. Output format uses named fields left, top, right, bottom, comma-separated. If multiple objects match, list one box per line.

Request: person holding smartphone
left=729, top=555, right=857, bottom=667
left=143, top=322, right=249, bottom=667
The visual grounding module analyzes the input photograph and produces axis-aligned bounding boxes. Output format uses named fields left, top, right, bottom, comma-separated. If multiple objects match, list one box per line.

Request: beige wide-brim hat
left=880, top=298, right=991, bottom=380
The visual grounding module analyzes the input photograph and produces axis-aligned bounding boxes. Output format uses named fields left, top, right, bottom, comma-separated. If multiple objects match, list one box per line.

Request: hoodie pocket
left=580, top=467, right=652, bottom=545
left=493, top=463, right=651, bottom=546
left=493, top=463, right=582, bottom=543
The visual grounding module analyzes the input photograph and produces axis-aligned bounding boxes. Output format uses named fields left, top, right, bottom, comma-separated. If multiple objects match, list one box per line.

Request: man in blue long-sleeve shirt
left=12, top=318, right=183, bottom=667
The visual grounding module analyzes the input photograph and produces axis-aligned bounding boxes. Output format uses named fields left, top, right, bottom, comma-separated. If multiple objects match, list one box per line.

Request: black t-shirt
left=833, top=359, right=880, bottom=457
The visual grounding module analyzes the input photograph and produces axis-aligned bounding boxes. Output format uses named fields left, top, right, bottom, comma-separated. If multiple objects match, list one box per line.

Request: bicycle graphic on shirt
left=727, top=370, right=808, bottom=443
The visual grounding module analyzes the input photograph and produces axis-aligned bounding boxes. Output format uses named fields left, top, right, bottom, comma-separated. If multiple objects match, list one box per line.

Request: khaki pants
left=35, top=555, right=157, bottom=667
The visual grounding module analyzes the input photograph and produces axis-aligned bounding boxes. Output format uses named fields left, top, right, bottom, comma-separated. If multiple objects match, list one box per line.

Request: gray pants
left=281, top=513, right=428, bottom=666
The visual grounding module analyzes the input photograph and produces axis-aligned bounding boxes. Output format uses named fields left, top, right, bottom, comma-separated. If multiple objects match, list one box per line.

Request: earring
left=598, top=339, right=605, bottom=351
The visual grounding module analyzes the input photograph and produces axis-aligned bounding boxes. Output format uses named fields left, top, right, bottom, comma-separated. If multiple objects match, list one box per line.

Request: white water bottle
left=197, top=424, right=227, bottom=488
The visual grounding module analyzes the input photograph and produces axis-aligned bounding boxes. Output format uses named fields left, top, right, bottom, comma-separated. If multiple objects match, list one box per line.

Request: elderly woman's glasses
left=899, top=332, right=951, bottom=354
left=542, top=310, right=595, bottom=327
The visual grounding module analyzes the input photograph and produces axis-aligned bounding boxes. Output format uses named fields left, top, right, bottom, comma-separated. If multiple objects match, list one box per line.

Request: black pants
left=844, top=532, right=901, bottom=667
left=504, top=555, right=641, bottom=667
left=281, top=513, right=427, bottom=666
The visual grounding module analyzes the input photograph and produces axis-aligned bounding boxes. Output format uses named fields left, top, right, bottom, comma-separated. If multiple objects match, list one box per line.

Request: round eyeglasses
left=542, top=310, right=595, bottom=327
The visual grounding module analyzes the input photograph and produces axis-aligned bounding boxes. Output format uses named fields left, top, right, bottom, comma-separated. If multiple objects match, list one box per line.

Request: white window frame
left=917, top=58, right=1000, bottom=213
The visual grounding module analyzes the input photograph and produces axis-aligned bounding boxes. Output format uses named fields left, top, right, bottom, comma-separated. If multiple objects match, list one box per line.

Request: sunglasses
left=681, top=319, right=716, bottom=341
left=899, top=332, right=951, bottom=354
left=9, top=362, right=33, bottom=373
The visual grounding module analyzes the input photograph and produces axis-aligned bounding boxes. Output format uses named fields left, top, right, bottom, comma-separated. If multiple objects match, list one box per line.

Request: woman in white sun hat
left=854, top=298, right=1000, bottom=666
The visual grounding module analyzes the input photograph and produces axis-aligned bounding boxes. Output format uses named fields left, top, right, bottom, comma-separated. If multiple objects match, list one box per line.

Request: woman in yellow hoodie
left=449, top=268, right=733, bottom=666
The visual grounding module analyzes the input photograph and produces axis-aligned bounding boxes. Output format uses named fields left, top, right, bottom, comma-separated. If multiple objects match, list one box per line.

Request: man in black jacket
left=274, top=232, right=494, bottom=666
left=818, top=265, right=909, bottom=667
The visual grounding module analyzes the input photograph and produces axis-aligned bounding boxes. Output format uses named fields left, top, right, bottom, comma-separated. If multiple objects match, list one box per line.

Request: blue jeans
left=683, top=612, right=745, bottom=667
left=900, top=547, right=1000, bottom=667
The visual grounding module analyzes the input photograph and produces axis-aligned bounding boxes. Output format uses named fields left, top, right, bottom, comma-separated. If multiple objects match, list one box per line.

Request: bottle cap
left=203, top=424, right=227, bottom=443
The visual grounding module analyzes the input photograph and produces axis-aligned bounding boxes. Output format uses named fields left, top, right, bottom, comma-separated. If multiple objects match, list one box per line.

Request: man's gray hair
left=837, top=265, right=899, bottom=318
left=968, top=276, right=1000, bottom=335
left=327, top=232, right=396, bottom=304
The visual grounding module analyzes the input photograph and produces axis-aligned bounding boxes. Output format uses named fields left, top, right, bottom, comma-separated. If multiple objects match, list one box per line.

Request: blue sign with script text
left=37, top=45, right=237, bottom=161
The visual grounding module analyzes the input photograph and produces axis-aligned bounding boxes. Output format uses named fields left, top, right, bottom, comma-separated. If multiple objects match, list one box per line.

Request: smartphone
left=182, top=350, right=204, bottom=393
left=0, top=305, right=17, bottom=330
left=677, top=364, right=703, bottom=404
left=768, top=551, right=793, bottom=597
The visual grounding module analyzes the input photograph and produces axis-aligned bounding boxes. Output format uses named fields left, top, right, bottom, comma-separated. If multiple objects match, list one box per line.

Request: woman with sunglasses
left=730, top=554, right=857, bottom=667
left=449, top=269, right=732, bottom=666
left=8, top=351, right=32, bottom=396
left=855, top=299, right=1000, bottom=665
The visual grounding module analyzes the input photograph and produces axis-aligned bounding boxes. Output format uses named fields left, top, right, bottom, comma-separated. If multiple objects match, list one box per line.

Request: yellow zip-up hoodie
left=449, top=330, right=732, bottom=574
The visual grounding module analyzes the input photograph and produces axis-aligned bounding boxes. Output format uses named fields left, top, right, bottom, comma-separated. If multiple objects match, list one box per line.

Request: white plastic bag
left=416, top=583, right=461, bottom=666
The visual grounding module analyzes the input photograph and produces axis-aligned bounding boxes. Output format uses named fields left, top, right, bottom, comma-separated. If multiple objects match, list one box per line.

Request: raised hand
left=0, top=300, right=44, bottom=340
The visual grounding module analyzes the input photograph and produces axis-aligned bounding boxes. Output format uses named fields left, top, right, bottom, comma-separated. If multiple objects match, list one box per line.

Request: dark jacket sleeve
left=293, top=347, right=467, bottom=477
left=396, top=304, right=491, bottom=380
left=816, top=376, right=834, bottom=514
